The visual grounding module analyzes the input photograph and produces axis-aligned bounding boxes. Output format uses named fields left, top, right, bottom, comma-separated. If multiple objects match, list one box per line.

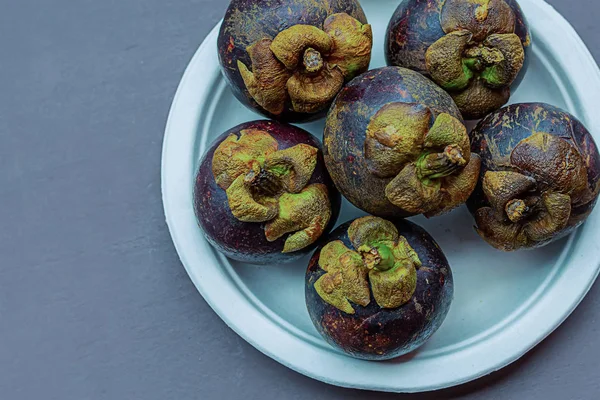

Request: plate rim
left=162, top=0, right=600, bottom=393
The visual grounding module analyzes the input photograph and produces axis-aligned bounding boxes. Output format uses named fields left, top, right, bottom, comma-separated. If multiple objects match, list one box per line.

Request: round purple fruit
left=385, top=0, right=531, bottom=120
left=217, top=0, right=373, bottom=123
left=324, top=66, right=481, bottom=218
left=194, top=120, right=341, bottom=264
left=469, top=103, right=600, bottom=251
left=305, top=216, right=453, bottom=360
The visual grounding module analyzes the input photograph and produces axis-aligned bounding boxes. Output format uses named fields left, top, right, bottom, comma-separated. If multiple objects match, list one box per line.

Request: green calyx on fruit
left=427, top=31, right=524, bottom=91
left=212, top=129, right=331, bottom=253
left=425, top=0, right=526, bottom=118
left=314, top=217, right=421, bottom=314
left=364, top=103, right=481, bottom=216
left=237, top=13, right=372, bottom=115
left=474, top=132, right=592, bottom=250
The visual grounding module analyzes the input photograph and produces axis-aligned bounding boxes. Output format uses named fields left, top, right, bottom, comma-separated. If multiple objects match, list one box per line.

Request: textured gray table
left=2, top=1, right=600, bottom=399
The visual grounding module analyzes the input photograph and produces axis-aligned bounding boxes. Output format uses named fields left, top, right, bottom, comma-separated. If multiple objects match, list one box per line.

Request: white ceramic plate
left=162, top=0, right=600, bottom=393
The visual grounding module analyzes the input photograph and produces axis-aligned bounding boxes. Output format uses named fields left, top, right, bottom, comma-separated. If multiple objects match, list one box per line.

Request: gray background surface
left=2, top=0, right=600, bottom=399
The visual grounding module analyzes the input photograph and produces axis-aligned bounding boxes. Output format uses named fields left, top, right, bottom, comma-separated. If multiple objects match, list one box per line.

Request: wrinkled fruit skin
left=324, top=66, right=471, bottom=218
left=305, top=218, right=453, bottom=360
left=218, top=0, right=368, bottom=123
left=195, top=120, right=341, bottom=264
left=469, top=103, right=600, bottom=251
left=385, top=0, right=531, bottom=120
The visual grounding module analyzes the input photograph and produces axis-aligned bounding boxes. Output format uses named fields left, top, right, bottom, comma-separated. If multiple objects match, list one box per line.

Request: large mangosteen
left=469, top=103, right=600, bottom=251
left=194, top=120, right=341, bottom=264
left=324, top=66, right=481, bottom=218
left=305, top=216, right=453, bottom=360
left=218, top=0, right=373, bottom=123
left=385, top=0, right=531, bottom=119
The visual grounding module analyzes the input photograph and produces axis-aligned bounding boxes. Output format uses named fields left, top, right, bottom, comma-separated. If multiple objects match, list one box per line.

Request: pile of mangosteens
left=193, top=0, right=600, bottom=361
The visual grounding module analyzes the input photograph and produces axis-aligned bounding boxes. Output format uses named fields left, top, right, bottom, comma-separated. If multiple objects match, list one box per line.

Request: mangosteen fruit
left=324, top=66, right=481, bottom=218
left=385, top=0, right=531, bottom=119
left=194, top=120, right=341, bottom=264
left=305, top=216, right=453, bottom=360
left=217, top=0, right=373, bottom=123
left=469, top=103, right=600, bottom=251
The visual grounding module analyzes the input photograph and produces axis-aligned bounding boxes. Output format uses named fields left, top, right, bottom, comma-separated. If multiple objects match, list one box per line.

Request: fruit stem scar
left=244, top=166, right=283, bottom=197
left=359, top=243, right=395, bottom=271
left=303, top=48, right=324, bottom=73
left=416, top=144, right=467, bottom=180
left=505, top=196, right=539, bottom=222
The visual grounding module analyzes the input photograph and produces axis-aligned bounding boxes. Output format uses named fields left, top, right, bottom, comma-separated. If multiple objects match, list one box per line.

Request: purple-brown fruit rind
left=195, top=120, right=341, bottom=264
left=305, top=217, right=454, bottom=360
left=468, top=103, right=600, bottom=251
left=385, top=0, right=531, bottom=120
left=218, top=0, right=370, bottom=123
left=324, top=66, right=479, bottom=218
